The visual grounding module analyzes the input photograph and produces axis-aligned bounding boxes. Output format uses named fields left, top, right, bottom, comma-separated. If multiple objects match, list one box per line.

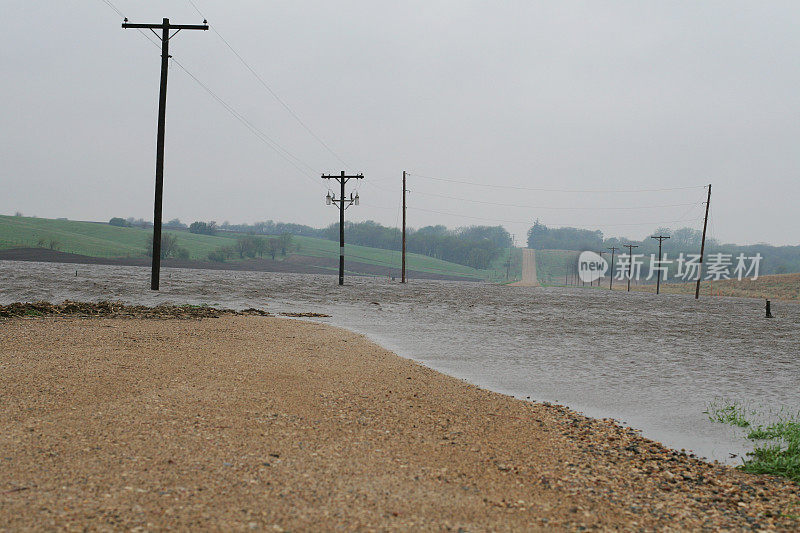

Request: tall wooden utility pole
left=650, top=235, right=671, bottom=295
left=401, top=170, right=407, bottom=283
left=607, top=246, right=619, bottom=290
left=122, top=18, right=208, bottom=290
left=623, top=244, right=639, bottom=292
left=695, top=184, right=712, bottom=299
left=322, top=171, right=363, bottom=285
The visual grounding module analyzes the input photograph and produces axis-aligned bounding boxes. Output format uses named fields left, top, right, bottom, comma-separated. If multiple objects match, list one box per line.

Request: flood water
left=3, top=260, right=799, bottom=464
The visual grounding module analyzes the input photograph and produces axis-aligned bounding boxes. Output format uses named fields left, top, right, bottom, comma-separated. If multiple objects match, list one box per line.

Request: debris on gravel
left=0, top=300, right=271, bottom=319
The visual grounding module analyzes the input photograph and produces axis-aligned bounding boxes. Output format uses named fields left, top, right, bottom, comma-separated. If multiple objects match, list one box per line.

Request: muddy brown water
left=2, top=260, right=798, bottom=464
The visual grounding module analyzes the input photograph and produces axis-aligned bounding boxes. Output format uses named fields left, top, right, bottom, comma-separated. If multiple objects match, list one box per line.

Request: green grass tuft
left=704, top=399, right=751, bottom=428
left=706, top=399, right=800, bottom=483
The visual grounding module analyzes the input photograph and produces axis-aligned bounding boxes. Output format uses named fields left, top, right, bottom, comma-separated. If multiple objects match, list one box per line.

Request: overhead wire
left=100, top=0, right=710, bottom=240
left=170, top=58, right=325, bottom=189
left=407, top=206, right=703, bottom=229
left=186, top=0, right=351, bottom=170
left=409, top=172, right=708, bottom=194
left=98, top=0, right=326, bottom=192
left=416, top=191, right=700, bottom=211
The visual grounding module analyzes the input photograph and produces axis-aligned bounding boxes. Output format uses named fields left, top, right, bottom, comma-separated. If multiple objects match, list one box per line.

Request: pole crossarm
left=122, top=23, right=209, bottom=31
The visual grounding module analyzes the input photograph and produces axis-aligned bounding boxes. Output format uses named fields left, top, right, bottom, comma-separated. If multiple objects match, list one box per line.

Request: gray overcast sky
left=2, top=1, right=798, bottom=245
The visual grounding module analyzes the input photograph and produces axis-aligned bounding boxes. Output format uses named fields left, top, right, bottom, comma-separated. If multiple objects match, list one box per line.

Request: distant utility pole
left=597, top=251, right=604, bottom=287
left=402, top=170, right=407, bottom=283
left=623, top=244, right=639, bottom=292
left=322, top=171, right=363, bottom=285
left=122, top=17, right=208, bottom=291
left=695, top=184, right=712, bottom=300
left=607, top=246, right=619, bottom=290
left=651, top=235, right=671, bottom=295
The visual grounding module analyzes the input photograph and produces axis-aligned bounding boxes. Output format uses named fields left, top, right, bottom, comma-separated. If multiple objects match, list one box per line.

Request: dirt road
left=1, top=315, right=798, bottom=530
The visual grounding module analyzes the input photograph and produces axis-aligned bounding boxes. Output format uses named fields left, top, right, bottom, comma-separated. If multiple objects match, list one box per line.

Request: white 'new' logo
left=578, top=251, right=608, bottom=283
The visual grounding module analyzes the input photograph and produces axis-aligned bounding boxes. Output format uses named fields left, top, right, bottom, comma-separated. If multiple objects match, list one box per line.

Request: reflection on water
left=2, top=260, right=799, bottom=464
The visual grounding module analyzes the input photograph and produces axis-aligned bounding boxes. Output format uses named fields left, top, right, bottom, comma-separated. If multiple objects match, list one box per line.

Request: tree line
left=527, top=220, right=800, bottom=276
left=322, top=221, right=512, bottom=270
left=207, top=234, right=292, bottom=262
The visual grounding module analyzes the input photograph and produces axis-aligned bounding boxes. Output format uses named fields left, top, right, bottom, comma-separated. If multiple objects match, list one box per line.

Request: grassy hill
left=0, top=215, right=493, bottom=280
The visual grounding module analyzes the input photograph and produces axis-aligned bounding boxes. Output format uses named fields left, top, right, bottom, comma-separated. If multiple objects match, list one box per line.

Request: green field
left=0, top=215, right=495, bottom=279
left=0, top=215, right=240, bottom=259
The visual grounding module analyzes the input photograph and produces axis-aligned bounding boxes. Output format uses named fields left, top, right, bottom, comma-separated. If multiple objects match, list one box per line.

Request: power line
left=99, top=0, right=163, bottom=50
left=170, top=58, right=325, bottom=189
left=407, top=205, right=703, bottom=228
left=99, top=0, right=323, bottom=188
left=409, top=172, right=708, bottom=194
left=417, top=191, right=700, bottom=211
left=100, top=0, right=326, bottom=191
left=359, top=202, right=401, bottom=210
left=100, top=0, right=123, bottom=17
left=186, top=0, right=351, bottom=169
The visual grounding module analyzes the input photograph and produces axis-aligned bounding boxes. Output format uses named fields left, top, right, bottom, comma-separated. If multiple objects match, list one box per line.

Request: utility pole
left=122, top=17, right=208, bottom=291
left=322, top=171, right=363, bottom=285
left=623, top=244, right=639, bottom=292
left=650, top=235, right=671, bottom=295
left=607, top=246, right=619, bottom=290
left=695, top=184, right=712, bottom=299
left=402, top=170, right=407, bottom=283
left=597, top=251, right=604, bottom=287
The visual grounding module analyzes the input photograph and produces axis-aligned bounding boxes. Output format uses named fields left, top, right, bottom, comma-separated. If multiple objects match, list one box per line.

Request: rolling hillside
left=0, top=215, right=493, bottom=280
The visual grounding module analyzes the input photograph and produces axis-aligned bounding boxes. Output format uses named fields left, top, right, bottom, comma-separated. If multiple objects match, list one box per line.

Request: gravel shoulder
left=1, top=315, right=798, bottom=530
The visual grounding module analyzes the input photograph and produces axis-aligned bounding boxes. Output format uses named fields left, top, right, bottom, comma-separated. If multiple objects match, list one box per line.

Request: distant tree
left=279, top=233, right=292, bottom=256
left=164, top=218, right=187, bottom=229
left=416, top=225, right=448, bottom=236
left=47, top=239, right=60, bottom=250
left=671, top=227, right=702, bottom=249
left=456, top=225, right=512, bottom=248
left=145, top=234, right=181, bottom=259
left=36, top=238, right=47, bottom=248
left=252, top=237, right=268, bottom=258
left=14, top=211, right=23, bottom=217
left=188, top=221, right=217, bottom=235
left=653, top=227, right=672, bottom=238
left=526, top=221, right=603, bottom=251
left=235, top=236, right=258, bottom=258
left=109, top=217, right=129, bottom=227
left=208, top=249, right=227, bottom=262
left=267, top=238, right=280, bottom=260
left=125, top=217, right=151, bottom=228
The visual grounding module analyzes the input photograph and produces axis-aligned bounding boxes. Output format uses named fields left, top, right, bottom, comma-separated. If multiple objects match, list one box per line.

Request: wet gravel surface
left=2, top=316, right=799, bottom=531
left=2, top=260, right=799, bottom=464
